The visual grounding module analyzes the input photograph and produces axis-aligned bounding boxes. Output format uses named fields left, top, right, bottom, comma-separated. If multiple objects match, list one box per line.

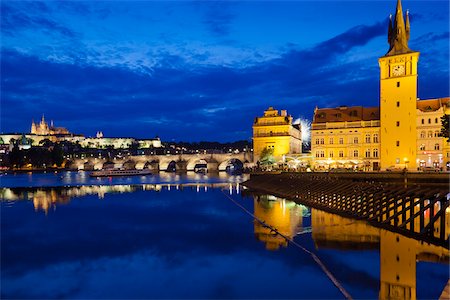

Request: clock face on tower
left=392, top=65, right=405, bottom=76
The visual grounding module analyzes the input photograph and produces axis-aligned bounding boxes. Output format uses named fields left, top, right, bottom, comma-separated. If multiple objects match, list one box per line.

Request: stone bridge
left=69, top=152, right=253, bottom=172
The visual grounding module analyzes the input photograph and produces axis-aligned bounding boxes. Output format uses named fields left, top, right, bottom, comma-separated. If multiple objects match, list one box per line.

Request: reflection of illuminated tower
left=310, top=209, right=449, bottom=299
left=379, top=230, right=417, bottom=300
left=253, top=195, right=305, bottom=251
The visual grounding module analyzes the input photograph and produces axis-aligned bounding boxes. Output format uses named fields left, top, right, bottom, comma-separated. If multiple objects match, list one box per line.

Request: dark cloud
left=1, top=1, right=77, bottom=38
left=1, top=19, right=448, bottom=141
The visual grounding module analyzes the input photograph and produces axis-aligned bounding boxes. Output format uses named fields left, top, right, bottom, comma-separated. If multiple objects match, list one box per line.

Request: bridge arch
left=218, top=158, right=244, bottom=172
left=186, top=158, right=219, bottom=172
left=123, top=160, right=136, bottom=170
left=102, top=161, right=115, bottom=170
left=83, top=161, right=95, bottom=171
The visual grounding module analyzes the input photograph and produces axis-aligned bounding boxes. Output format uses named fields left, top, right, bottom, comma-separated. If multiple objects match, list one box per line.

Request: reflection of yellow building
left=253, top=195, right=306, bottom=251
left=252, top=107, right=301, bottom=162
left=311, top=208, right=449, bottom=300
left=311, top=0, right=449, bottom=171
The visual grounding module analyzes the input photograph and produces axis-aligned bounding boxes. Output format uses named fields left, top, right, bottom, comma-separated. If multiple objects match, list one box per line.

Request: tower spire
left=385, top=0, right=412, bottom=56
left=405, top=9, right=410, bottom=41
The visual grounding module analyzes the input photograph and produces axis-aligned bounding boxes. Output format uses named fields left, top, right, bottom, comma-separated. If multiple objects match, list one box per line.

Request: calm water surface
left=1, top=172, right=448, bottom=299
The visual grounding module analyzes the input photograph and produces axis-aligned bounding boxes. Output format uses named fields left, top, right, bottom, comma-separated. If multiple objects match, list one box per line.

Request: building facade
left=311, top=106, right=381, bottom=171
left=31, top=115, right=70, bottom=135
left=311, top=0, right=449, bottom=171
left=252, top=107, right=302, bottom=162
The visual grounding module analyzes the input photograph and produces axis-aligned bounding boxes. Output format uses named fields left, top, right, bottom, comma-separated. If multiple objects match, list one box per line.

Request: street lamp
left=403, top=157, right=409, bottom=170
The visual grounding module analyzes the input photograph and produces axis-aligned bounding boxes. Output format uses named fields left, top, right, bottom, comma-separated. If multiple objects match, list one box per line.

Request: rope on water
left=221, top=190, right=353, bottom=300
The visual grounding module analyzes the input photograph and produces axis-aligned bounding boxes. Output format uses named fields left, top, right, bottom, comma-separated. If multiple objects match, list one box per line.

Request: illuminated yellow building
left=416, top=98, right=450, bottom=169
left=311, top=106, right=381, bottom=171
left=379, top=0, right=419, bottom=171
left=31, top=115, right=70, bottom=135
left=311, top=0, right=449, bottom=171
left=252, top=107, right=301, bottom=162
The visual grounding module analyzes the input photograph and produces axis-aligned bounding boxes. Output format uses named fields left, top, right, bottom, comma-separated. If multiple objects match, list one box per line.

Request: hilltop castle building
left=31, top=115, right=70, bottom=135
left=311, top=0, right=449, bottom=171
left=252, top=107, right=302, bottom=161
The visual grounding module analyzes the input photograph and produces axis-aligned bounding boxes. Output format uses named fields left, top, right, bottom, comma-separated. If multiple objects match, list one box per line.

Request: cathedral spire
left=385, top=0, right=412, bottom=56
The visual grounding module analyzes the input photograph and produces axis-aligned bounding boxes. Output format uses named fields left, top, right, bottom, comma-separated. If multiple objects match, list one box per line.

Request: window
left=329, top=138, right=334, bottom=144
left=315, top=151, right=320, bottom=158
left=435, top=144, right=440, bottom=150
left=373, top=149, right=379, bottom=158
left=428, top=131, right=433, bottom=138
left=365, top=149, right=370, bottom=158
left=320, top=151, right=325, bottom=158
left=419, top=144, right=425, bottom=151
left=435, top=118, right=438, bottom=124
left=421, top=119, right=424, bottom=124
left=339, top=150, right=344, bottom=158
left=396, top=121, right=400, bottom=127
left=349, top=110, right=358, bottom=117
left=396, top=141, right=400, bottom=147
left=420, top=131, right=426, bottom=138
left=397, top=82, right=400, bottom=87
left=396, top=101, right=400, bottom=107
left=434, top=131, right=440, bottom=137
left=353, top=137, right=358, bottom=144
left=353, top=150, right=359, bottom=157
left=428, top=118, right=431, bottom=124
left=320, top=138, right=324, bottom=145
left=339, top=138, right=344, bottom=144
left=329, top=151, right=334, bottom=158
left=315, top=138, right=320, bottom=145
left=365, top=134, right=371, bottom=143
left=373, top=134, right=379, bottom=143
left=335, top=113, right=342, bottom=118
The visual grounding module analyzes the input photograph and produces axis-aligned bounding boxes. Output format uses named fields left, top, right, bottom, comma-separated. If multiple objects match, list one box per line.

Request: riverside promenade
left=243, top=172, right=450, bottom=248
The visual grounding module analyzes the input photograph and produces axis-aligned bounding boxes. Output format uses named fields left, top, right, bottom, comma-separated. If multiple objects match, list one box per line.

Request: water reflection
left=0, top=171, right=249, bottom=188
left=0, top=182, right=241, bottom=214
left=251, top=194, right=449, bottom=300
left=253, top=195, right=309, bottom=250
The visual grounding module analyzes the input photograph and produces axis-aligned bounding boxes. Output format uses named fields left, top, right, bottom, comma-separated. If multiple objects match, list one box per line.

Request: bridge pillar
left=176, top=161, right=187, bottom=172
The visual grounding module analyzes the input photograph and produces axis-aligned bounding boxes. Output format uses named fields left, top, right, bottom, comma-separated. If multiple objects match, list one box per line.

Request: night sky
left=1, top=1, right=449, bottom=142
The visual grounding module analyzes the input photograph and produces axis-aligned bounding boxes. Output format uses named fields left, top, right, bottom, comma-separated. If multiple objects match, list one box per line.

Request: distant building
left=252, top=107, right=302, bottom=162
left=31, top=115, right=70, bottom=135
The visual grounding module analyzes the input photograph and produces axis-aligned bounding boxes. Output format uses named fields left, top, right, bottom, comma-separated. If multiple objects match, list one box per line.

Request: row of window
left=315, top=134, right=379, bottom=145
left=421, top=118, right=440, bottom=124
left=419, top=144, right=441, bottom=151
left=419, top=130, right=441, bottom=138
left=315, top=149, right=379, bottom=158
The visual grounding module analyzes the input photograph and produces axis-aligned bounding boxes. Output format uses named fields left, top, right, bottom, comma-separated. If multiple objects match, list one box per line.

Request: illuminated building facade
left=311, top=106, right=381, bottom=171
left=311, top=0, right=449, bottom=171
left=416, top=98, right=450, bottom=169
left=253, top=107, right=302, bottom=162
left=31, top=115, right=70, bottom=135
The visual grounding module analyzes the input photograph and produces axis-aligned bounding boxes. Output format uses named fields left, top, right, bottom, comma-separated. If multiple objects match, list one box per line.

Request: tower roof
left=384, top=0, right=414, bottom=56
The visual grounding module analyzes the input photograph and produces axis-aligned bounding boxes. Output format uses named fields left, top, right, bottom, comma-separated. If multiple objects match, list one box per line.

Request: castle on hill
left=31, top=115, right=70, bottom=135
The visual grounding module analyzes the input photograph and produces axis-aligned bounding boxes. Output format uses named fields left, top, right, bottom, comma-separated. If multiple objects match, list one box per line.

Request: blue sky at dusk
left=1, top=0, right=449, bottom=141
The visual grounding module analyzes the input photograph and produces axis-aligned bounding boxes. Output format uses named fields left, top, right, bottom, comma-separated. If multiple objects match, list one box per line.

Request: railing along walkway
left=244, top=174, right=450, bottom=248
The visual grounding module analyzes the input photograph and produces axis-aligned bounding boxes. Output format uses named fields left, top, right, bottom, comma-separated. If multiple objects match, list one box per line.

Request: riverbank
left=246, top=171, right=449, bottom=186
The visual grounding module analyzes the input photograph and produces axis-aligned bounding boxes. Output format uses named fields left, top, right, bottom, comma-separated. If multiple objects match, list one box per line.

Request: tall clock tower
left=379, top=0, right=419, bottom=171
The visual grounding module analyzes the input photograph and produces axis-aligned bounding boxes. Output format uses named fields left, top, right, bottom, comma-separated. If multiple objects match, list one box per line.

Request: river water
left=1, top=172, right=448, bottom=299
